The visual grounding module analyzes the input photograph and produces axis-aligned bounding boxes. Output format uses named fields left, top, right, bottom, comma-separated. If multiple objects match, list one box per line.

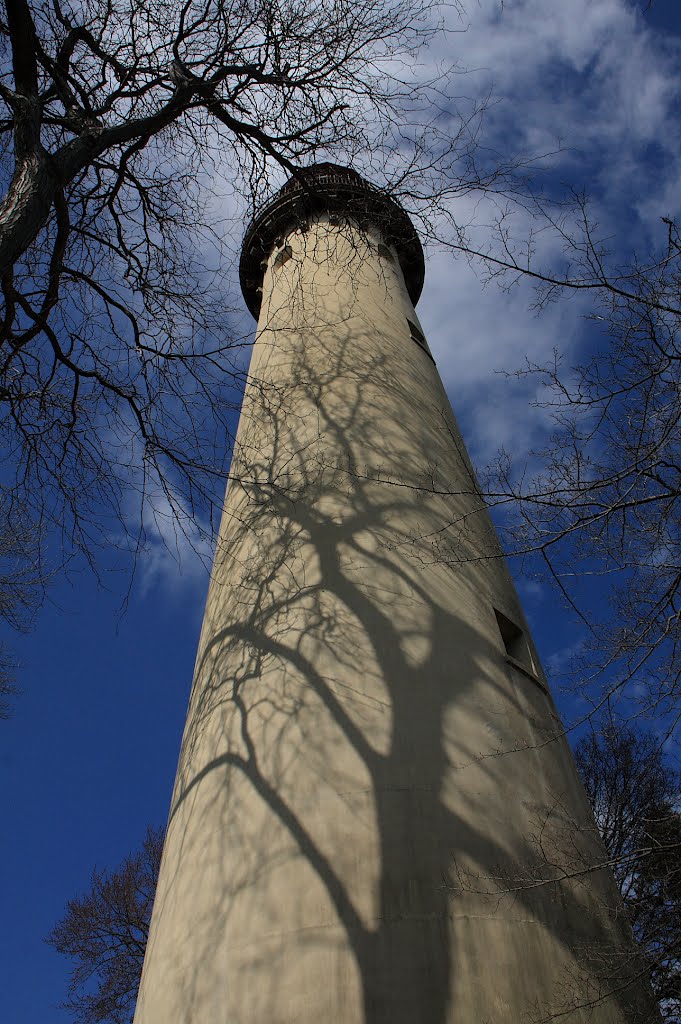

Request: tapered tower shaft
left=134, top=166, right=653, bottom=1023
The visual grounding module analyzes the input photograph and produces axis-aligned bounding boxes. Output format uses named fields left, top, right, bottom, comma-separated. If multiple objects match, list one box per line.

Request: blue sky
left=3, top=2, right=681, bottom=1021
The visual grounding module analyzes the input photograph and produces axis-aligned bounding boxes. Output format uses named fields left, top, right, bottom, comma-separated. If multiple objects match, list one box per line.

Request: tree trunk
left=0, top=150, right=57, bottom=276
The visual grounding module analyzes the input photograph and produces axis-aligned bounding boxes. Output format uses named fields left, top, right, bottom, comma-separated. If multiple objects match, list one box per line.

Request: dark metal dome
left=239, top=163, right=425, bottom=319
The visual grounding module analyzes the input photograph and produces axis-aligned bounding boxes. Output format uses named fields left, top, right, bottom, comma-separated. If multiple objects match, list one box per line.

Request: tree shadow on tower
left=142, top=230, right=655, bottom=1024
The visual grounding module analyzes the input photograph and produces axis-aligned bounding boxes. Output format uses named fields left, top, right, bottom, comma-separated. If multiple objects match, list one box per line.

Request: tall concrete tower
left=134, top=166, right=653, bottom=1023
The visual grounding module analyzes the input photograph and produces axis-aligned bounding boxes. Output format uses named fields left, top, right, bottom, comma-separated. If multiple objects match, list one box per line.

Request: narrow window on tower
left=273, top=245, right=293, bottom=269
left=407, top=318, right=427, bottom=350
left=494, top=608, right=537, bottom=678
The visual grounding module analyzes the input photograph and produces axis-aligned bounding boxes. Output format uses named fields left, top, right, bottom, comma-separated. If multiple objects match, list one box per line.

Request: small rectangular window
left=273, top=245, right=292, bottom=269
left=405, top=319, right=434, bottom=361
left=494, top=608, right=537, bottom=677
left=407, top=318, right=427, bottom=348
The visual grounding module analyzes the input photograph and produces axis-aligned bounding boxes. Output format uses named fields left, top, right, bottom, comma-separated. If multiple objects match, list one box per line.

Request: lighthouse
left=134, top=165, right=652, bottom=1023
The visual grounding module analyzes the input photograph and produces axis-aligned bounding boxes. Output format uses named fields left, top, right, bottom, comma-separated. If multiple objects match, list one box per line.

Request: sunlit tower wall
left=134, top=166, right=654, bottom=1023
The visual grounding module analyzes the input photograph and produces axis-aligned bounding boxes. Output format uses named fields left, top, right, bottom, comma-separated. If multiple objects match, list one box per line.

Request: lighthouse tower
left=134, top=166, right=652, bottom=1023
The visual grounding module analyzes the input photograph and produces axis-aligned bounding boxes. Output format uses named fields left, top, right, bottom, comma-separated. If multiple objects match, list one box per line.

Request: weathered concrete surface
left=134, top=210, right=654, bottom=1023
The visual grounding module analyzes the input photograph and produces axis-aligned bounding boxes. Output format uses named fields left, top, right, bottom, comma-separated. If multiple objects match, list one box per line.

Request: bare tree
left=0, top=645, right=16, bottom=717
left=47, top=826, right=164, bottom=1024
left=575, top=724, right=681, bottom=1021
left=452, top=189, right=681, bottom=739
left=0, top=0, right=499, bottom=561
left=0, top=492, right=43, bottom=716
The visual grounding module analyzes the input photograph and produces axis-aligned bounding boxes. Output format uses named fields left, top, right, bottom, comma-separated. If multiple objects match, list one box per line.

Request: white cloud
left=441, top=0, right=681, bottom=213
left=420, top=244, right=577, bottom=464
left=109, top=444, right=216, bottom=600
left=133, top=497, right=214, bottom=599
left=137, top=1, right=681, bottom=600
left=412, top=0, right=681, bottom=462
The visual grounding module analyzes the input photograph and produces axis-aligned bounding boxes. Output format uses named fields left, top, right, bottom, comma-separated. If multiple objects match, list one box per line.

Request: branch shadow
left=137, top=226, right=655, bottom=1024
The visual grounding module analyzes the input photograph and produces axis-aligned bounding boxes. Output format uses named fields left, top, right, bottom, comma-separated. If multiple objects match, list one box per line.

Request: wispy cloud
left=133, top=496, right=214, bottom=599
left=417, top=0, right=681, bottom=461
left=140, top=2, right=681, bottom=604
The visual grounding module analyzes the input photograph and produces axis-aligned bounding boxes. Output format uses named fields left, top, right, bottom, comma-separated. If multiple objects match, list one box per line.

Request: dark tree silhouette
left=47, top=827, right=164, bottom=1024
left=0, top=494, right=43, bottom=716
left=0, top=0, right=499, bottom=560
left=455, top=189, right=681, bottom=741
left=575, top=724, right=681, bottom=1021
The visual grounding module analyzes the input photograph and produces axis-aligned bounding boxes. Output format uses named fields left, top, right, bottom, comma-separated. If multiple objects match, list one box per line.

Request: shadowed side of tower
left=134, top=166, right=655, bottom=1023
